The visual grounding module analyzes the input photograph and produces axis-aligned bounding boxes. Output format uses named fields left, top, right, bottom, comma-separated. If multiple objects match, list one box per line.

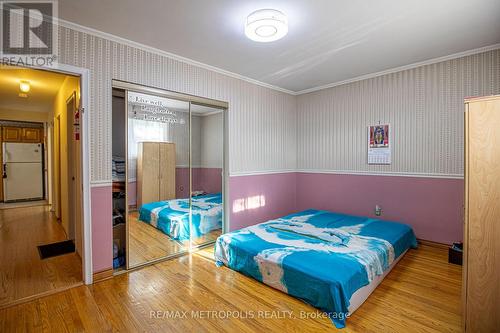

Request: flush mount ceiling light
left=245, top=9, right=288, bottom=43
left=19, top=80, right=30, bottom=93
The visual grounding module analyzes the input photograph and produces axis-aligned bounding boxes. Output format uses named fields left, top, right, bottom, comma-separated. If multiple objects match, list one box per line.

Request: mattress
left=214, top=209, right=417, bottom=328
left=348, top=249, right=406, bottom=314
left=139, top=193, right=222, bottom=241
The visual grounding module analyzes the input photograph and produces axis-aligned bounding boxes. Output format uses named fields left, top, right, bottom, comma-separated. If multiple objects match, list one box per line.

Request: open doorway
left=0, top=65, right=84, bottom=307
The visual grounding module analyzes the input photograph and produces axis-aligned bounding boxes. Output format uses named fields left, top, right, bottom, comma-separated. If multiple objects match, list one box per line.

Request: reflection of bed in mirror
left=138, top=193, right=222, bottom=244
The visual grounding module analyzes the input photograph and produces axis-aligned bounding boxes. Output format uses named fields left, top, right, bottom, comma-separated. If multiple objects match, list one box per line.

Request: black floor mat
left=38, top=240, right=75, bottom=259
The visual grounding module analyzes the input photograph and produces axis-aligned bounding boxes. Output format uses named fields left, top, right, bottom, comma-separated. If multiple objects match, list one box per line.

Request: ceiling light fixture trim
left=245, top=9, right=288, bottom=43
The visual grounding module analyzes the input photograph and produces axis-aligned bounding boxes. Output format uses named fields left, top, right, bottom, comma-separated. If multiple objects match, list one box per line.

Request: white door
left=3, top=162, right=43, bottom=201
left=3, top=143, right=42, bottom=162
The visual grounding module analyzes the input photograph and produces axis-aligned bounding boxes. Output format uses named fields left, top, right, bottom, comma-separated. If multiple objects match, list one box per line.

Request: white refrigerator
left=2, top=142, right=44, bottom=202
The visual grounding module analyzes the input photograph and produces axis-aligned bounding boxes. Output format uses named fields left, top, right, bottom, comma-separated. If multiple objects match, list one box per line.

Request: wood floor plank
left=128, top=212, right=187, bottom=267
left=0, top=205, right=82, bottom=308
left=128, top=212, right=222, bottom=267
left=0, top=244, right=462, bottom=332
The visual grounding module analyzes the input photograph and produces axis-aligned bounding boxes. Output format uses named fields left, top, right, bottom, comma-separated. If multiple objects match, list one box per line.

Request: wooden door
left=465, top=97, right=500, bottom=332
left=159, top=143, right=176, bottom=201
left=0, top=130, right=3, bottom=202
left=55, top=116, right=62, bottom=220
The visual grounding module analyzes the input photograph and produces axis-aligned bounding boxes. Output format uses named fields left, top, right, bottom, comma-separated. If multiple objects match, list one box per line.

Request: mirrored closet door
left=189, top=104, right=224, bottom=247
left=111, top=81, right=227, bottom=271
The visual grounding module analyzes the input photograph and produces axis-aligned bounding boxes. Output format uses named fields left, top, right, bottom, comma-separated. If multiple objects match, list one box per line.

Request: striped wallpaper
left=56, top=21, right=499, bottom=181
left=56, top=24, right=297, bottom=182
left=296, top=49, right=500, bottom=177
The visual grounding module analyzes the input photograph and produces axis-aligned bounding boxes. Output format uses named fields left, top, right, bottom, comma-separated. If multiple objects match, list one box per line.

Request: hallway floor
left=0, top=205, right=82, bottom=308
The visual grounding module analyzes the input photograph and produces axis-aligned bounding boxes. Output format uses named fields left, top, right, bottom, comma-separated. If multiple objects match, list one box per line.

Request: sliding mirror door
left=189, top=103, right=224, bottom=248
left=115, top=79, right=228, bottom=270
left=127, top=91, right=190, bottom=268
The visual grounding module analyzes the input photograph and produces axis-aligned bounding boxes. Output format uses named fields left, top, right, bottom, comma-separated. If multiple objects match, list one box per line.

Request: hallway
left=0, top=205, right=82, bottom=307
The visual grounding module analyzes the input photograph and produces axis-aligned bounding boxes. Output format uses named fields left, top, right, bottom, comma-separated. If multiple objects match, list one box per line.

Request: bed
left=138, top=193, right=222, bottom=241
left=214, top=209, right=417, bottom=328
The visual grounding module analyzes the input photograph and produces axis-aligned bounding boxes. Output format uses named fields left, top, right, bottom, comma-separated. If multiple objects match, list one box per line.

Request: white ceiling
left=59, top=0, right=500, bottom=93
left=0, top=66, right=70, bottom=113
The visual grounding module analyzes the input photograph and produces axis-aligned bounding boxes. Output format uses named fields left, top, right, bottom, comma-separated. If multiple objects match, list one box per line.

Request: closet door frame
left=112, top=80, right=228, bottom=271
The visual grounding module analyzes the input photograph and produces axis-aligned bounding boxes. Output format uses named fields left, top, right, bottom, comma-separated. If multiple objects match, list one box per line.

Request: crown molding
left=56, top=19, right=296, bottom=96
left=296, top=43, right=500, bottom=95
left=56, top=19, right=499, bottom=97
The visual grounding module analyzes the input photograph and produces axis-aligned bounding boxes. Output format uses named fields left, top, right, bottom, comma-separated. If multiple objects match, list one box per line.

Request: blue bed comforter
left=139, top=193, right=222, bottom=241
left=214, top=209, right=417, bottom=328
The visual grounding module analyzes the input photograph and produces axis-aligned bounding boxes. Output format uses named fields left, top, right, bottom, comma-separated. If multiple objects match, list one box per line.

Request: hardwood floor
left=128, top=212, right=187, bottom=267
left=0, top=244, right=462, bottom=332
left=0, top=205, right=82, bottom=308
left=191, top=229, right=222, bottom=247
left=128, top=212, right=222, bottom=267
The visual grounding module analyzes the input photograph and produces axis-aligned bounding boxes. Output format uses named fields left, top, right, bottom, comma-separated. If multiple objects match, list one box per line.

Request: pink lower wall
left=91, top=186, right=113, bottom=272
left=128, top=181, right=136, bottom=206
left=229, top=173, right=297, bottom=231
left=176, top=168, right=190, bottom=198
left=176, top=167, right=222, bottom=198
left=227, top=172, right=464, bottom=244
left=91, top=172, right=293, bottom=272
left=197, top=168, right=223, bottom=194
left=296, top=173, right=464, bottom=244
left=91, top=171, right=463, bottom=273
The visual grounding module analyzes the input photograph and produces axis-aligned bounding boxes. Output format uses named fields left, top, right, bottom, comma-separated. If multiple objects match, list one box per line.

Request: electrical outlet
left=375, top=205, right=382, bottom=216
